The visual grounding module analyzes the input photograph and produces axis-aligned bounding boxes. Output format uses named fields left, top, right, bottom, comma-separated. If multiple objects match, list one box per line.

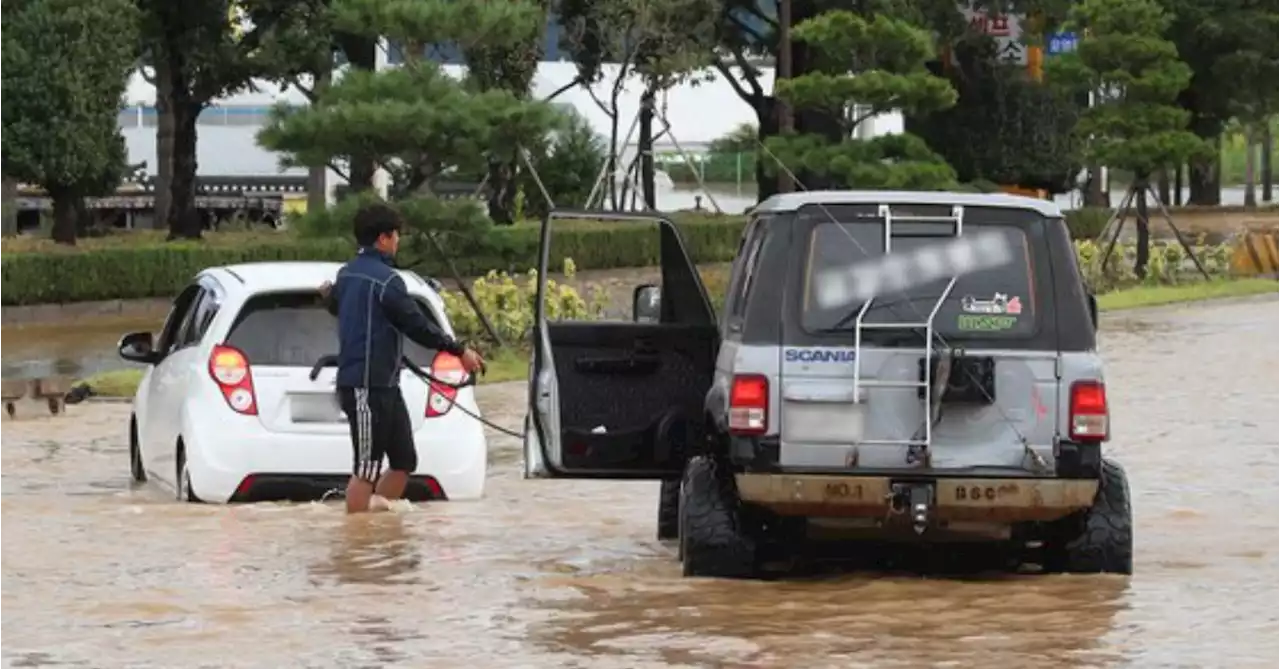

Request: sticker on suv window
left=957, top=314, right=1019, bottom=331
left=960, top=293, right=1022, bottom=315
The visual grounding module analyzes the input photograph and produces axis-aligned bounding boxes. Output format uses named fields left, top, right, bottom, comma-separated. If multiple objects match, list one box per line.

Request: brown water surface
left=2, top=296, right=1277, bottom=668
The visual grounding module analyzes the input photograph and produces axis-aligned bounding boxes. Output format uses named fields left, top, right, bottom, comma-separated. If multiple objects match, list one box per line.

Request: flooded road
left=3, top=296, right=1277, bottom=668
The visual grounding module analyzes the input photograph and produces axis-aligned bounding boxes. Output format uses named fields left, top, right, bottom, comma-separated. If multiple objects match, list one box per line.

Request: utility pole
left=776, top=0, right=794, bottom=193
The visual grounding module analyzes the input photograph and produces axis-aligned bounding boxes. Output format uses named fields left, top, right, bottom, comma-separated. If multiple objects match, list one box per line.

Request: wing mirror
left=632, top=284, right=662, bottom=323
left=118, top=331, right=160, bottom=365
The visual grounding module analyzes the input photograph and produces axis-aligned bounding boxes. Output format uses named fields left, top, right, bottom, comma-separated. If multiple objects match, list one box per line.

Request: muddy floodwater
left=3, top=296, right=1278, bottom=668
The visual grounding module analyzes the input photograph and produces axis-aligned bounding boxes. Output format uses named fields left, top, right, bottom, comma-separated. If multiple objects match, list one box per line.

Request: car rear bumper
left=734, top=473, right=1099, bottom=522
left=227, top=473, right=448, bottom=503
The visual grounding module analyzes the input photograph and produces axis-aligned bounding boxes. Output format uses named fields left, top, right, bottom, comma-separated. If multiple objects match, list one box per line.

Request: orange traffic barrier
left=1229, top=231, right=1280, bottom=276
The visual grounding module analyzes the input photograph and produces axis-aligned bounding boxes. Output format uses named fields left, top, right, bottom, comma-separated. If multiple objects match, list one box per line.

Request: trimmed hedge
left=0, top=206, right=1205, bottom=306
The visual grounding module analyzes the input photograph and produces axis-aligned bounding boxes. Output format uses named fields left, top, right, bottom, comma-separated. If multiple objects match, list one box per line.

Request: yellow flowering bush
left=1075, top=238, right=1232, bottom=291
left=440, top=257, right=605, bottom=349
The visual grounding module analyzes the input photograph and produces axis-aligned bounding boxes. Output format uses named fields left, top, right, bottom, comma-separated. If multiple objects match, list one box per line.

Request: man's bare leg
left=345, top=476, right=375, bottom=514
left=374, top=469, right=409, bottom=502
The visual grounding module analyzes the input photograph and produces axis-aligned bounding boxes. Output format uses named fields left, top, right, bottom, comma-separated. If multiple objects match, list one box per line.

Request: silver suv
left=524, top=192, right=1132, bottom=579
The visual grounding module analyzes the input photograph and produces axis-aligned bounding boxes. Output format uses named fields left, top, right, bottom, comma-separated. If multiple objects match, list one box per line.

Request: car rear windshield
left=225, top=291, right=439, bottom=367
left=802, top=221, right=1037, bottom=339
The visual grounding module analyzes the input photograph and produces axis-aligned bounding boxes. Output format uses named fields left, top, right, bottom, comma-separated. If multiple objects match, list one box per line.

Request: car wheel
left=175, top=443, right=203, bottom=503
left=1043, top=459, right=1133, bottom=574
left=657, top=479, right=680, bottom=540
left=679, top=456, right=757, bottom=579
left=129, top=416, right=147, bottom=484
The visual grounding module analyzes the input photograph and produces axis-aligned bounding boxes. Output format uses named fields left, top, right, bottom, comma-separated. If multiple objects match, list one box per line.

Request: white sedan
left=120, top=261, right=488, bottom=503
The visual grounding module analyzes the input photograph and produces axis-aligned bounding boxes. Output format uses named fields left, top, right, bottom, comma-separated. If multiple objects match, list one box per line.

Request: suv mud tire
left=657, top=479, right=680, bottom=540
left=679, top=456, right=757, bottom=579
left=1045, top=459, right=1133, bottom=574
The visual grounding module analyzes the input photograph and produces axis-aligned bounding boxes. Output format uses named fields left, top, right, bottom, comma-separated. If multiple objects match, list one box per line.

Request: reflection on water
left=1, top=317, right=160, bottom=379
left=1, top=296, right=1276, bottom=667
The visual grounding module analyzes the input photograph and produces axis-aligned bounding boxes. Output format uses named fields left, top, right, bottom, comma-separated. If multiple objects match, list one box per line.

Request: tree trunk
left=486, top=158, right=514, bottom=224
left=1187, top=140, right=1222, bottom=205
left=168, top=102, right=202, bottom=239
left=1263, top=124, right=1274, bottom=203
left=1156, top=169, right=1171, bottom=206
left=1, top=176, right=17, bottom=236
left=754, top=96, right=779, bottom=203
left=607, top=91, right=623, bottom=210
left=1133, top=182, right=1150, bottom=279
left=336, top=34, right=377, bottom=193
left=1084, top=164, right=1106, bottom=207
left=154, top=61, right=175, bottom=230
left=1244, top=126, right=1257, bottom=207
left=50, top=191, right=79, bottom=246
left=307, top=67, right=332, bottom=214
left=1173, top=164, right=1183, bottom=206
left=639, top=87, right=656, bottom=210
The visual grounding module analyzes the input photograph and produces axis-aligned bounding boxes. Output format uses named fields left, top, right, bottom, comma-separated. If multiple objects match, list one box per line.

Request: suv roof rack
left=753, top=190, right=1062, bottom=218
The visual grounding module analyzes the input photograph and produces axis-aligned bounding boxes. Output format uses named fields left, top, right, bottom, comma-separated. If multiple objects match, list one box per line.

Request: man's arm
left=319, top=280, right=339, bottom=317
left=379, top=275, right=466, bottom=356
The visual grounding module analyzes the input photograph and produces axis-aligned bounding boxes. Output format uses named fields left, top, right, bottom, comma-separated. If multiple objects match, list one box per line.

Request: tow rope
left=307, top=355, right=526, bottom=439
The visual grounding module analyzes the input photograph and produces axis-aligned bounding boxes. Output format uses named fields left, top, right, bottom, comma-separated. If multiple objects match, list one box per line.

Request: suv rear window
left=802, top=222, right=1036, bottom=339
left=225, top=291, right=440, bottom=367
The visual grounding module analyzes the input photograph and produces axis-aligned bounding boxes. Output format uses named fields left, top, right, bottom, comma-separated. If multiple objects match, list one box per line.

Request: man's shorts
left=336, top=386, right=417, bottom=482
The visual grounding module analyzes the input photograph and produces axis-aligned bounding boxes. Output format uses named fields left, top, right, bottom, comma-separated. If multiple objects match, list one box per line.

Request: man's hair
left=353, top=202, right=403, bottom=246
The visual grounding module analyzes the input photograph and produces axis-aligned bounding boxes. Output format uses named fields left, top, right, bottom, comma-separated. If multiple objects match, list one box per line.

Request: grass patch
left=80, top=349, right=529, bottom=398
left=78, top=369, right=145, bottom=398
left=1097, top=278, right=1277, bottom=311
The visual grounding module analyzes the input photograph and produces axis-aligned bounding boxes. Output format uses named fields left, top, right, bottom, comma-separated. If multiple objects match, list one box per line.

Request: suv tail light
left=1069, top=380, right=1108, bottom=441
left=728, top=374, right=768, bottom=435
left=425, top=351, right=467, bottom=418
left=209, top=345, right=257, bottom=415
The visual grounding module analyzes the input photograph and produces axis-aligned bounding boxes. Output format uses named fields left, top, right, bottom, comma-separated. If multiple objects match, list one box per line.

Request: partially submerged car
left=523, top=192, right=1132, bottom=579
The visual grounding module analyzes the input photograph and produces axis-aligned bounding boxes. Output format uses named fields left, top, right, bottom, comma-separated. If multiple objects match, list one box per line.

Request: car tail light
left=1069, top=380, right=1108, bottom=441
left=209, top=345, right=257, bottom=415
left=425, top=351, right=468, bottom=418
left=728, top=374, right=769, bottom=435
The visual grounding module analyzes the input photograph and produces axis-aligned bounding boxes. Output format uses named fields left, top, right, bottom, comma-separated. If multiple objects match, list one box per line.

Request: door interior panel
left=548, top=321, right=717, bottom=471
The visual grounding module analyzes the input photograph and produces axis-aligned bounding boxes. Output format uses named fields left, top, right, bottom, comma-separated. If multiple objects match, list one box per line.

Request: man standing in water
left=321, top=203, right=485, bottom=513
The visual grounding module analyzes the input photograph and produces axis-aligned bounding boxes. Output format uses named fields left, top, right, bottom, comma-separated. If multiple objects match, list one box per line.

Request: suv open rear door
left=524, top=210, right=720, bottom=479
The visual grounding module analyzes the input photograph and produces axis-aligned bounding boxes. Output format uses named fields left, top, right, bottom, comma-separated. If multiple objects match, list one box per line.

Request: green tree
left=557, top=0, right=718, bottom=210
left=518, top=105, right=609, bottom=217
left=258, top=0, right=560, bottom=243
left=1046, top=0, right=1207, bottom=276
left=906, top=12, right=1086, bottom=195
left=1161, top=0, right=1232, bottom=203
left=1214, top=10, right=1278, bottom=206
left=766, top=9, right=959, bottom=190
left=139, top=0, right=301, bottom=239
left=2, top=0, right=139, bottom=245
left=460, top=0, right=550, bottom=223
left=709, top=122, right=758, bottom=154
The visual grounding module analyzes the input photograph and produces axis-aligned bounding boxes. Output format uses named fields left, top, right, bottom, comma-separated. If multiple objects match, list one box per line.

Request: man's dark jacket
left=326, top=247, right=464, bottom=388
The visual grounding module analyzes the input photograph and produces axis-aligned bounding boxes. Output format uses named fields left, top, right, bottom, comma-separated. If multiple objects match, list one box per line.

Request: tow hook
left=890, top=482, right=935, bottom=535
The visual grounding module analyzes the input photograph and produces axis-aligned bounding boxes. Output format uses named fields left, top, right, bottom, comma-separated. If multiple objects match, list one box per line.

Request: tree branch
left=541, top=76, right=582, bottom=103
left=326, top=161, right=350, bottom=182
left=286, top=75, right=318, bottom=103
left=586, top=86, right=615, bottom=118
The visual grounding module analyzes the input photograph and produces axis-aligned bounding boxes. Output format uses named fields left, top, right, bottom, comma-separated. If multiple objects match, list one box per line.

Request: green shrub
left=1064, top=207, right=1110, bottom=240
left=0, top=205, right=1234, bottom=307
left=0, top=214, right=750, bottom=305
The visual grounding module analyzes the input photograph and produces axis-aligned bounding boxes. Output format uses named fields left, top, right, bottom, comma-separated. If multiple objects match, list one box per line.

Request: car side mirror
left=118, top=331, right=160, bottom=365
left=633, top=284, right=661, bottom=323
left=1086, top=294, right=1099, bottom=330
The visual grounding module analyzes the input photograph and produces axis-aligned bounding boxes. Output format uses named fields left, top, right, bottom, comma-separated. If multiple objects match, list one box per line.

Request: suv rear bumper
left=735, top=473, right=1098, bottom=522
